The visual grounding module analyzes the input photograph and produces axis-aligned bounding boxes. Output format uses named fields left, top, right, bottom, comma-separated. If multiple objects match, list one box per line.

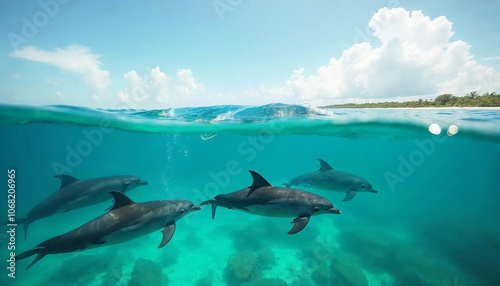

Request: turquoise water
left=0, top=104, right=499, bottom=286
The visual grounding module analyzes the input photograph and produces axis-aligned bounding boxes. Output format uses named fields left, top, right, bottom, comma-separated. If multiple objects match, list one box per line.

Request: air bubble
left=201, top=133, right=218, bottom=140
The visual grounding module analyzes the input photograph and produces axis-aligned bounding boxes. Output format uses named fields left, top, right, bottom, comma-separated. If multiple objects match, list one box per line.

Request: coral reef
left=225, top=250, right=262, bottom=286
left=47, top=254, right=118, bottom=286
left=127, top=258, right=165, bottom=286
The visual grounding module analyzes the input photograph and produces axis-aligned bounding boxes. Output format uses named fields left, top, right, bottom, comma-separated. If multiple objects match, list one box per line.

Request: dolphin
left=201, top=170, right=341, bottom=235
left=284, top=159, right=377, bottom=202
left=14, top=175, right=148, bottom=240
left=16, top=191, right=200, bottom=270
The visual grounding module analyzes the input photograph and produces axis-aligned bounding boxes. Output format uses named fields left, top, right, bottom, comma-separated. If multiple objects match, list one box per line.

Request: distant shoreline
left=320, top=92, right=500, bottom=109
left=321, top=106, right=500, bottom=110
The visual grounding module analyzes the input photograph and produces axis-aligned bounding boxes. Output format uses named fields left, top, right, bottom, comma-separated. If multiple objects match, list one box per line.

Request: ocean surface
left=0, top=103, right=499, bottom=286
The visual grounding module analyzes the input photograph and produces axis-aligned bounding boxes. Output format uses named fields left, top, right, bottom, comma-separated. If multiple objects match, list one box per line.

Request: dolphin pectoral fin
left=158, top=224, right=176, bottom=248
left=317, top=159, right=334, bottom=171
left=108, top=191, right=136, bottom=211
left=54, top=174, right=80, bottom=189
left=343, top=191, right=356, bottom=202
left=288, top=216, right=310, bottom=235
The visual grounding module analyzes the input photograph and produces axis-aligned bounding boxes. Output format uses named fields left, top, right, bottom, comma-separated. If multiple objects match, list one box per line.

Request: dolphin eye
left=313, top=207, right=320, bottom=212
left=180, top=210, right=185, bottom=214
left=361, top=185, right=365, bottom=188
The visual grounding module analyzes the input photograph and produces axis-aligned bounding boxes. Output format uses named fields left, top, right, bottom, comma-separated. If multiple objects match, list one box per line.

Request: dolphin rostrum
left=16, top=191, right=200, bottom=269
left=284, top=159, right=377, bottom=202
left=201, top=170, right=341, bottom=235
left=15, top=175, right=148, bottom=240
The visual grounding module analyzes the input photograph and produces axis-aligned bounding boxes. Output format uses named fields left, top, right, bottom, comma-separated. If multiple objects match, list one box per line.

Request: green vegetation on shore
left=323, top=92, right=500, bottom=108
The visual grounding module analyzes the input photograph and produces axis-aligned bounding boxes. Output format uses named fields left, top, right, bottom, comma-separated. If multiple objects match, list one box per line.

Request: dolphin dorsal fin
left=54, top=174, right=80, bottom=189
left=247, top=171, right=272, bottom=197
left=317, top=159, right=333, bottom=171
left=249, top=170, right=272, bottom=189
left=109, top=191, right=136, bottom=211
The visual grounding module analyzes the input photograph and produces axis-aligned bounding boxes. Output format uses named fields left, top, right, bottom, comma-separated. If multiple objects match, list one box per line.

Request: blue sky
left=1, top=0, right=499, bottom=108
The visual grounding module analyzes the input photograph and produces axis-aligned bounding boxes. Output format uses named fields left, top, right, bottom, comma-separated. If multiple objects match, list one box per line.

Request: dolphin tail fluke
left=22, top=219, right=31, bottom=241
left=16, top=247, right=46, bottom=270
left=343, top=191, right=356, bottom=202
left=2, top=218, right=29, bottom=240
left=210, top=204, right=217, bottom=219
left=201, top=199, right=217, bottom=219
left=200, top=199, right=215, bottom=206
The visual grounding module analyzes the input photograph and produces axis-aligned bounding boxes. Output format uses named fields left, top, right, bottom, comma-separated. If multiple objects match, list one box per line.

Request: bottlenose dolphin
left=16, top=191, right=200, bottom=269
left=284, top=159, right=377, bottom=202
left=15, top=175, right=148, bottom=240
left=201, top=170, right=341, bottom=235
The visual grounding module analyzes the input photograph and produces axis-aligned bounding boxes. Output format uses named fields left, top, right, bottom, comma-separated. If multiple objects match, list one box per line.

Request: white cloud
left=117, top=70, right=153, bottom=103
left=8, top=8, right=499, bottom=108
left=176, top=69, right=204, bottom=98
left=481, top=56, right=500, bottom=61
left=116, top=67, right=205, bottom=108
left=9, top=45, right=111, bottom=94
left=242, top=7, right=500, bottom=106
left=150, top=67, right=171, bottom=103
left=116, top=67, right=171, bottom=105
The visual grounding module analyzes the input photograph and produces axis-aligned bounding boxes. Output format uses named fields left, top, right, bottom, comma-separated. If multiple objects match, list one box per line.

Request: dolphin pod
left=201, top=171, right=341, bottom=234
left=285, top=159, right=377, bottom=201
left=15, top=159, right=376, bottom=269
left=16, top=191, right=201, bottom=270
left=14, top=175, right=149, bottom=240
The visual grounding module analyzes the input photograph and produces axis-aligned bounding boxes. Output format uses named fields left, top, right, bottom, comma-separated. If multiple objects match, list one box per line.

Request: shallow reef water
left=0, top=104, right=499, bottom=286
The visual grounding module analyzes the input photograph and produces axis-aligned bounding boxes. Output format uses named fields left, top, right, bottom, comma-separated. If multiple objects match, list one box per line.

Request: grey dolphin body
left=17, top=175, right=148, bottom=240
left=201, top=171, right=341, bottom=235
left=16, top=191, right=200, bottom=269
left=284, top=159, right=377, bottom=202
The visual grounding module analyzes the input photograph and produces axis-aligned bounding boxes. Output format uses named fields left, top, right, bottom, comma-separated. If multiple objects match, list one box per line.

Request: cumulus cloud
left=250, top=7, right=500, bottom=105
left=116, top=67, right=204, bottom=108
left=176, top=69, right=204, bottom=97
left=9, top=45, right=111, bottom=94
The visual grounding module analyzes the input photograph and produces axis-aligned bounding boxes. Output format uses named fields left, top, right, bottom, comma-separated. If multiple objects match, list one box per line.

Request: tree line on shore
left=323, top=92, right=500, bottom=108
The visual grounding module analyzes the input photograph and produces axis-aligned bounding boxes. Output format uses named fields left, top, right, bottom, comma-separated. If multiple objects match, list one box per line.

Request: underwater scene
left=0, top=104, right=499, bottom=286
